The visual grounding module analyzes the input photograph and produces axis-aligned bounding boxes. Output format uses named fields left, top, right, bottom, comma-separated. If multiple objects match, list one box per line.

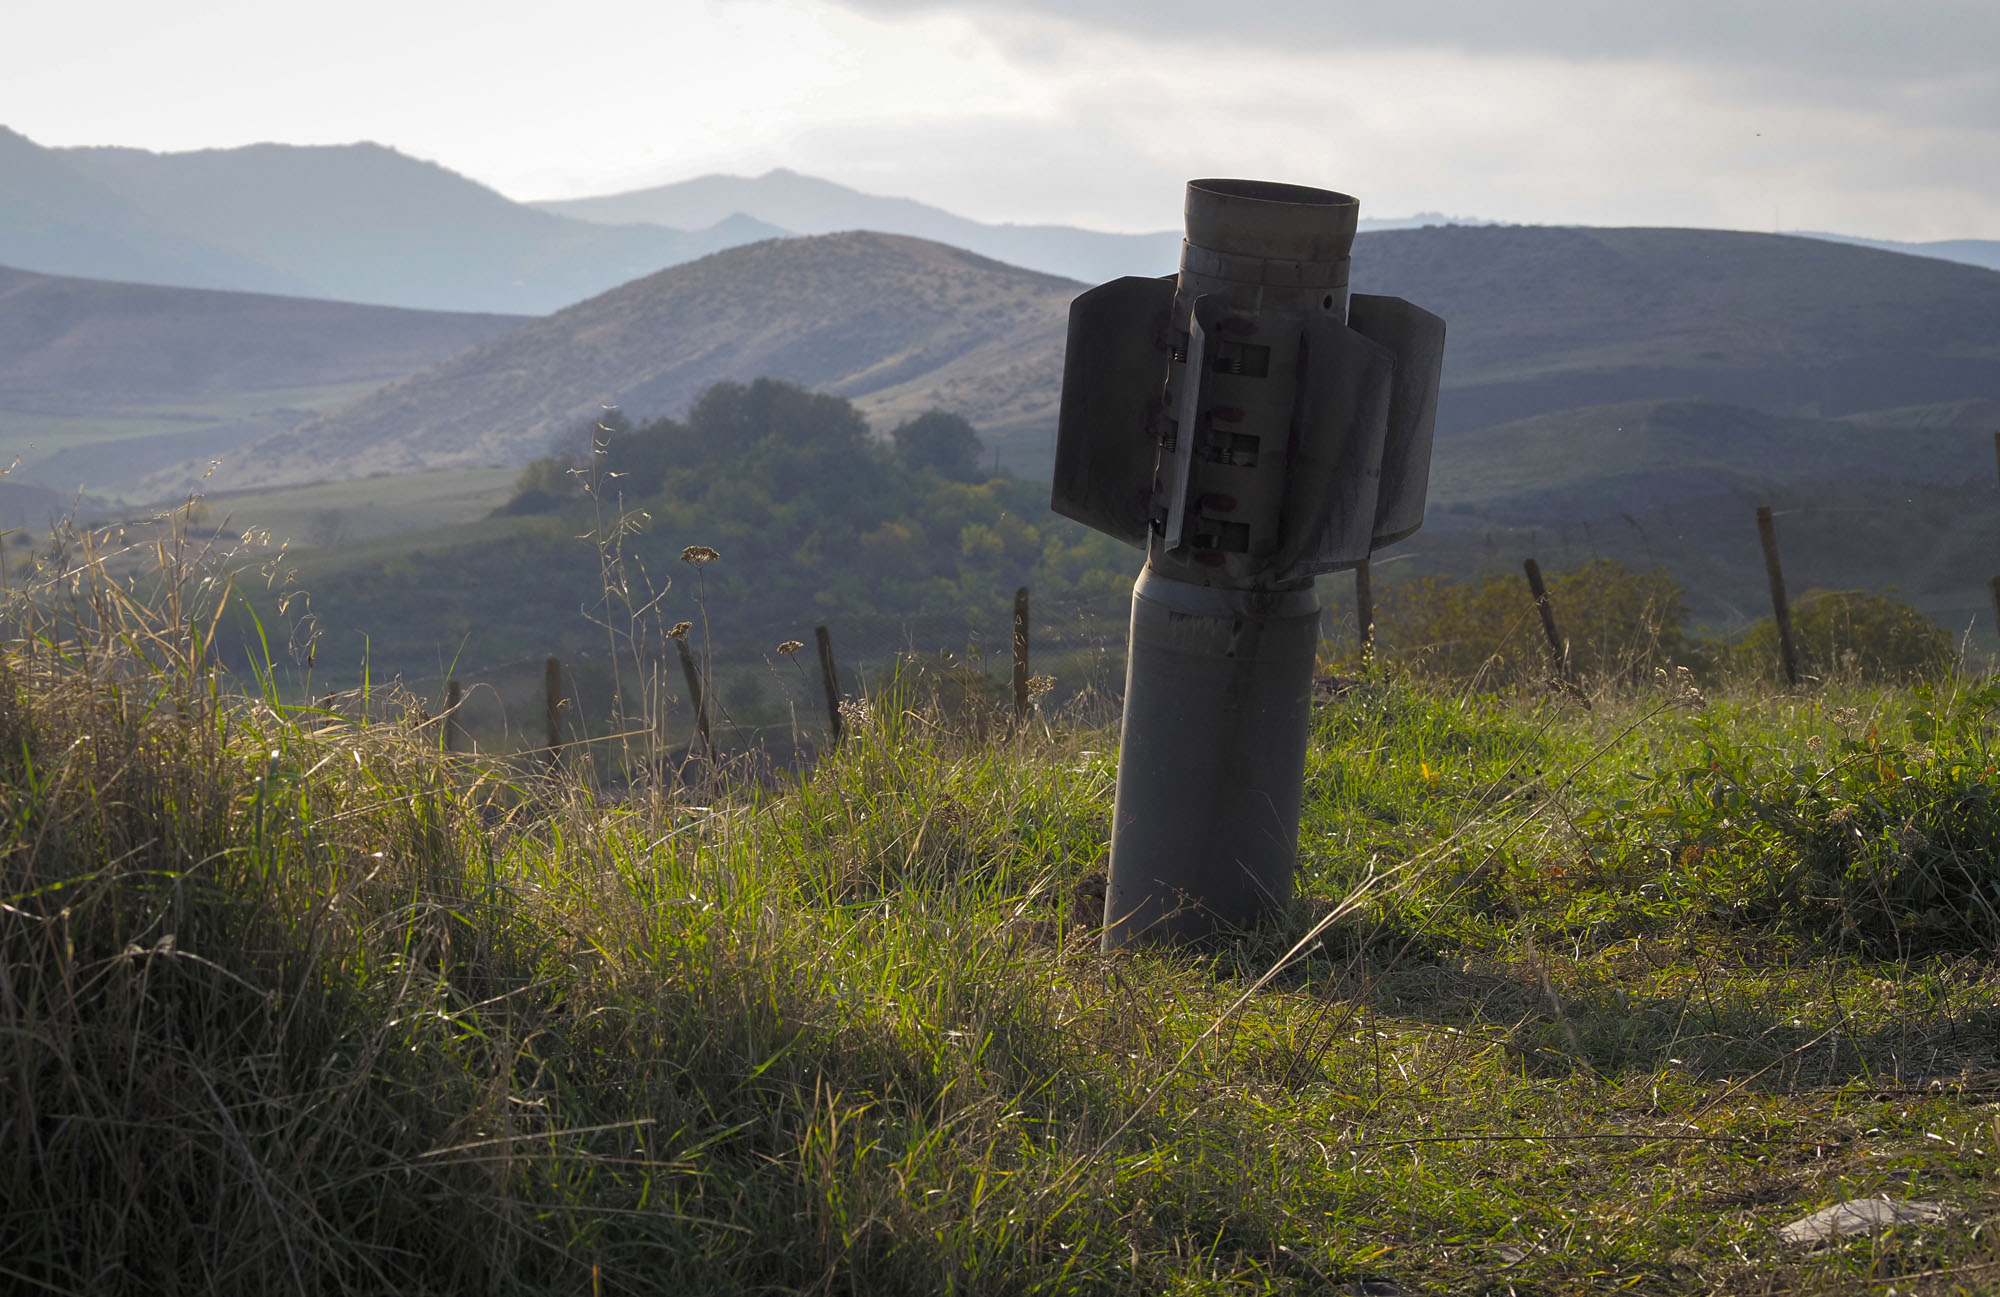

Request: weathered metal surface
left=1103, top=571, right=1320, bottom=946
left=1272, top=312, right=1395, bottom=581
left=1051, top=275, right=1175, bottom=547
left=1053, top=176, right=1447, bottom=948
left=1348, top=293, right=1447, bottom=549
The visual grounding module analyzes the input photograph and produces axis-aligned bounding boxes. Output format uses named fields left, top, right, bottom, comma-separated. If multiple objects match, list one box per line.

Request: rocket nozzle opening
left=1184, top=178, right=1358, bottom=264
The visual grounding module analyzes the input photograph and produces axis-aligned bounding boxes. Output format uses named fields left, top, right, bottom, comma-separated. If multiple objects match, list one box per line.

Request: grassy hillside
left=1426, top=399, right=1992, bottom=521
left=195, top=467, right=522, bottom=548
left=3, top=380, right=384, bottom=504
left=238, top=225, right=2000, bottom=497
left=1348, top=225, right=2000, bottom=433
left=0, top=263, right=524, bottom=499
left=10, top=536, right=2000, bottom=1294
left=231, top=234, right=1078, bottom=489
left=264, top=381, right=1129, bottom=692
left=0, top=263, right=523, bottom=406
left=1372, top=474, right=2000, bottom=645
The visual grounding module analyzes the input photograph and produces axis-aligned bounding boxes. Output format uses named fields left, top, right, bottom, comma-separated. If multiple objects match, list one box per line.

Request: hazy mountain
left=1798, top=230, right=2000, bottom=275
left=535, top=168, right=1184, bottom=283
left=204, top=225, right=2000, bottom=500
left=0, top=127, right=787, bottom=313
left=0, top=127, right=311, bottom=297
left=54, top=140, right=788, bottom=313
left=536, top=170, right=1476, bottom=285
left=201, top=232, right=1075, bottom=491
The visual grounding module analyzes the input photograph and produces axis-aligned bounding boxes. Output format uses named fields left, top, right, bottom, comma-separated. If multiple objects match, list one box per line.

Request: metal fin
left=1347, top=293, right=1446, bottom=549
left=1273, top=314, right=1395, bottom=581
left=1162, top=295, right=1220, bottom=553
left=1051, top=275, right=1176, bottom=547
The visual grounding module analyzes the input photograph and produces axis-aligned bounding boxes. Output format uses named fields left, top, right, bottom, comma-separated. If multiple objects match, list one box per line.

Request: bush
left=1376, top=558, right=1687, bottom=691
left=1721, top=587, right=1955, bottom=685
left=1622, top=682, right=2000, bottom=956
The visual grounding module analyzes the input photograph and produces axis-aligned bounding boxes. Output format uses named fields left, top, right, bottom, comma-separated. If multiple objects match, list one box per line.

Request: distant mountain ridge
left=11, top=121, right=1998, bottom=315
left=0, top=127, right=312, bottom=297
left=1796, top=230, right=2000, bottom=276
left=532, top=168, right=1476, bottom=283
left=534, top=168, right=1184, bottom=283
left=210, top=225, right=2000, bottom=499
left=0, top=127, right=789, bottom=313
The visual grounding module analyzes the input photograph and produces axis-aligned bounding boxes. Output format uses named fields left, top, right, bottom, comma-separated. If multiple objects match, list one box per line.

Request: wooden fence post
left=814, top=624, right=843, bottom=748
left=652, top=662, right=671, bottom=786
left=675, top=637, right=713, bottom=763
left=543, top=657, right=563, bottom=768
left=1354, top=559, right=1374, bottom=662
left=1755, top=505, right=1800, bottom=687
left=1522, top=558, right=1573, bottom=685
left=444, top=679, right=462, bottom=755
left=1012, top=585, right=1031, bottom=722
left=1988, top=577, right=2000, bottom=646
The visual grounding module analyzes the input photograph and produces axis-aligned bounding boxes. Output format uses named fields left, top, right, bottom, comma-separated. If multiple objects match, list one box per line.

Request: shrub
left=1622, top=682, right=2000, bottom=956
left=1376, top=558, right=1687, bottom=691
left=1722, top=587, right=1955, bottom=685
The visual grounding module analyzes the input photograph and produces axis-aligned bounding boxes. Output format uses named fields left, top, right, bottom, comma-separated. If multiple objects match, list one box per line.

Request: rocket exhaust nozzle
left=1183, top=178, right=1358, bottom=263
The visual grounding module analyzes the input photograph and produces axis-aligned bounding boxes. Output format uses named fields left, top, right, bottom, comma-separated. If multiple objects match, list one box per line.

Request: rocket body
left=1052, top=179, right=1445, bottom=948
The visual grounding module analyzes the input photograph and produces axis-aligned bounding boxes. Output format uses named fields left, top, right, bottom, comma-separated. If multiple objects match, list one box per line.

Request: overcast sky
left=6, top=0, right=1997, bottom=239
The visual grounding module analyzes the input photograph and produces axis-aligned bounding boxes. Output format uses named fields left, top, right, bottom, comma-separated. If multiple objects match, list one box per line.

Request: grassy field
left=7, top=531, right=2000, bottom=1294
left=192, top=466, right=521, bottom=549
left=0, top=380, right=390, bottom=500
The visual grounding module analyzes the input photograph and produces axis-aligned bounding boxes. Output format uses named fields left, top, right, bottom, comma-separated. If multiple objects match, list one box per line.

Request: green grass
left=194, top=467, right=521, bottom=549
left=0, top=380, right=391, bottom=499
left=7, top=533, right=2000, bottom=1294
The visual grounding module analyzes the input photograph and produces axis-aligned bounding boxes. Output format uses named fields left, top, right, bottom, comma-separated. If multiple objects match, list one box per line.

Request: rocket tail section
left=1274, top=315, right=1396, bottom=581
left=1051, top=275, right=1177, bottom=547
left=1347, top=294, right=1447, bottom=549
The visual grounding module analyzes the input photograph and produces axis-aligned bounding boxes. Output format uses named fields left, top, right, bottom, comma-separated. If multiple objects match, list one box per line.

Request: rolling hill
left=222, top=224, right=2000, bottom=498
left=0, top=264, right=522, bottom=407
left=1801, top=231, right=2000, bottom=275
left=200, top=232, right=1078, bottom=490
left=1425, top=398, right=1993, bottom=522
left=0, top=263, right=524, bottom=499
left=1346, top=225, right=2000, bottom=434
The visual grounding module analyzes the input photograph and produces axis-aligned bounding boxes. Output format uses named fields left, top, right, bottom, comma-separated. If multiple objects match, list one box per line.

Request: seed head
left=777, top=640, right=804, bottom=656
left=681, top=545, right=720, bottom=566
left=669, top=621, right=693, bottom=640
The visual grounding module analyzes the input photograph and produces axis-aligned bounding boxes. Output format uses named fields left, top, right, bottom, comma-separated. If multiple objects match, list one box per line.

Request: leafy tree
left=891, top=411, right=986, bottom=483
left=330, top=380, right=1131, bottom=672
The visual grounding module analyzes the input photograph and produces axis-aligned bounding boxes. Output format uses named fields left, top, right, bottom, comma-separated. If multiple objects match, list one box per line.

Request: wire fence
left=427, top=586, right=1141, bottom=778
left=314, top=457, right=2000, bottom=783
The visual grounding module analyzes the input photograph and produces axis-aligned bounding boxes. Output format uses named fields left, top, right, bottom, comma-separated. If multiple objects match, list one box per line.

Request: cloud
left=4, top=0, right=1995, bottom=239
left=830, top=0, right=2000, bottom=90
left=802, top=0, right=2000, bottom=238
